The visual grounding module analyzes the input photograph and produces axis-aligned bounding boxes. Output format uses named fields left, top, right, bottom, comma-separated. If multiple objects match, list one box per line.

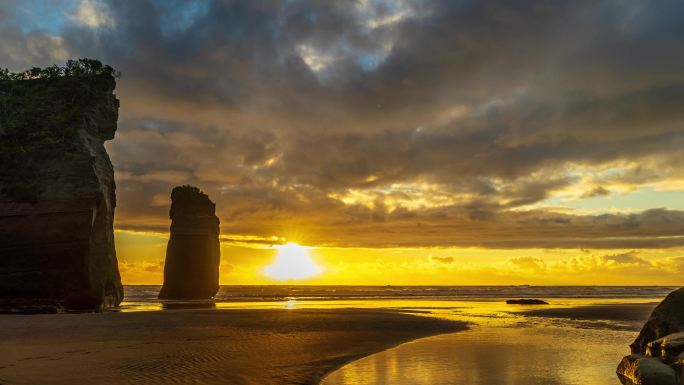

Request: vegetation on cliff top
left=170, top=185, right=216, bottom=217
left=0, top=59, right=120, bottom=81
left=0, top=59, right=119, bottom=203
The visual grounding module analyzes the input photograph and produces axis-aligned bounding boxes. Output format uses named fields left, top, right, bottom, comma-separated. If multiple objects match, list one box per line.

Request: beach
left=0, top=308, right=465, bottom=385
left=0, top=285, right=671, bottom=385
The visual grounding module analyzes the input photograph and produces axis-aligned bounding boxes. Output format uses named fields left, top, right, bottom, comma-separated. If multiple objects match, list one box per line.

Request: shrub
left=0, top=58, right=120, bottom=81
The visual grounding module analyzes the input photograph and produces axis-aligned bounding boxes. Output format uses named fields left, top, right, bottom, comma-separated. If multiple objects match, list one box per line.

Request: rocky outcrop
left=506, top=299, right=548, bottom=305
left=617, top=287, right=684, bottom=385
left=631, top=288, right=684, bottom=355
left=617, top=354, right=678, bottom=385
left=0, top=61, right=123, bottom=312
left=158, top=186, right=220, bottom=300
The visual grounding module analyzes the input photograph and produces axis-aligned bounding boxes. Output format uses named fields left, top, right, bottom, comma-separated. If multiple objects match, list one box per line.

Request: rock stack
left=617, top=287, right=684, bottom=385
left=158, top=185, right=220, bottom=300
left=0, top=61, right=124, bottom=312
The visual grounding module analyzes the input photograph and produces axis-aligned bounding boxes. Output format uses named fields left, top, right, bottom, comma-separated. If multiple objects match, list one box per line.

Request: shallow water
left=314, top=294, right=658, bottom=385
left=321, top=325, right=633, bottom=385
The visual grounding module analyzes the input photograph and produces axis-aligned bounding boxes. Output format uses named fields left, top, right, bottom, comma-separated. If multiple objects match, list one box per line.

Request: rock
left=0, top=62, right=123, bottom=312
left=617, top=354, right=678, bottom=385
left=676, top=353, right=684, bottom=377
left=632, top=288, right=684, bottom=354
left=650, top=332, right=684, bottom=364
left=617, top=287, right=684, bottom=385
left=506, top=299, right=549, bottom=305
left=158, top=185, right=220, bottom=300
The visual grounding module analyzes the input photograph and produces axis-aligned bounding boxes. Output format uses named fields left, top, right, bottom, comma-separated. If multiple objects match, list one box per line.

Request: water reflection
left=322, top=326, right=633, bottom=385
left=160, top=299, right=216, bottom=310
left=285, top=298, right=298, bottom=309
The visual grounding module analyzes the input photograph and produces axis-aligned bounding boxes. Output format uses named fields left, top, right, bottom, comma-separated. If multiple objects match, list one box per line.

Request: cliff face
left=159, top=186, right=220, bottom=300
left=0, top=71, right=123, bottom=312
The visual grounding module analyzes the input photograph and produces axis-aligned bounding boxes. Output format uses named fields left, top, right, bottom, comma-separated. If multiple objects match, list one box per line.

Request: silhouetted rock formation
left=631, top=288, right=684, bottom=354
left=506, top=299, right=548, bottom=305
left=0, top=61, right=123, bottom=312
left=617, top=287, right=684, bottom=385
left=159, top=186, right=220, bottom=300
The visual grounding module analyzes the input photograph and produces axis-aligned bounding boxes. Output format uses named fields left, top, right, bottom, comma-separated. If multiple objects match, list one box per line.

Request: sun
left=263, top=243, right=322, bottom=281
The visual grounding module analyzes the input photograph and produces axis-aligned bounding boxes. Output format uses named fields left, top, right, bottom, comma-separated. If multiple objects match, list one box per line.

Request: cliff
left=159, top=185, right=221, bottom=300
left=0, top=60, right=124, bottom=312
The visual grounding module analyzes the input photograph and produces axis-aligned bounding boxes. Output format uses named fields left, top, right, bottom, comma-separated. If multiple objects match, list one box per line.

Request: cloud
left=313, top=249, right=684, bottom=285
left=580, top=186, right=611, bottom=199
left=119, top=260, right=163, bottom=273
left=0, top=30, right=69, bottom=69
left=601, top=251, right=647, bottom=265
left=546, top=251, right=682, bottom=280
left=506, top=257, right=547, bottom=272
left=1, top=0, right=684, bottom=249
left=116, top=260, right=164, bottom=285
left=69, top=0, right=115, bottom=28
left=432, top=256, right=454, bottom=264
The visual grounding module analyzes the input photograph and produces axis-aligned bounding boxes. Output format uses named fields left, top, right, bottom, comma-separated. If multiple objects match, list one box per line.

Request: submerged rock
left=158, top=185, right=220, bottom=300
left=0, top=60, right=123, bottom=312
left=617, top=287, right=684, bottom=385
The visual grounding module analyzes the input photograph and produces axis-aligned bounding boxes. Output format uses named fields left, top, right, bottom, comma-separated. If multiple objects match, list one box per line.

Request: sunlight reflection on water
left=316, top=299, right=653, bottom=385
left=321, top=325, right=633, bottom=385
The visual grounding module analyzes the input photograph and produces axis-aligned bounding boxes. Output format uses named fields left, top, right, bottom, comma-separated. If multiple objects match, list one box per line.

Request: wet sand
left=522, top=303, right=657, bottom=323
left=0, top=309, right=466, bottom=385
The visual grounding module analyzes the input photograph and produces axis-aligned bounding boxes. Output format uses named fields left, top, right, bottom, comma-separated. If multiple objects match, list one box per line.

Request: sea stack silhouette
left=0, top=59, right=124, bottom=312
left=159, top=185, right=220, bottom=300
left=616, top=287, right=684, bottom=385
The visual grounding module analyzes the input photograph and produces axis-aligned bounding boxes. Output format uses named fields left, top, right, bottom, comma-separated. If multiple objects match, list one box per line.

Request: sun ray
left=263, top=243, right=322, bottom=280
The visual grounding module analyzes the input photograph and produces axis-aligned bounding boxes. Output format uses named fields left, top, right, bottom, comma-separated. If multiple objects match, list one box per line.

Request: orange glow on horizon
left=114, top=230, right=684, bottom=286
left=263, top=242, right=323, bottom=281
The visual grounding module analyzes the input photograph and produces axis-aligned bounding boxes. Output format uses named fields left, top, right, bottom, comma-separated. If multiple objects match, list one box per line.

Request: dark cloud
left=507, top=257, right=546, bottom=272
left=601, top=252, right=647, bottom=265
left=580, top=186, right=611, bottom=199
left=2, top=0, right=684, bottom=248
left=432, top=256, right=454, bottom=264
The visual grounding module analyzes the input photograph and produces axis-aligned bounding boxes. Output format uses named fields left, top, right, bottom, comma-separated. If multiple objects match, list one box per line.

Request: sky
left=2, top=0, right=684, bottom=285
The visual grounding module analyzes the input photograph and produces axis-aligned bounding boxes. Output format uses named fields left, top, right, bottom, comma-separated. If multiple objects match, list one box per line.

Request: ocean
left=121, top=285, right=674, bottom=311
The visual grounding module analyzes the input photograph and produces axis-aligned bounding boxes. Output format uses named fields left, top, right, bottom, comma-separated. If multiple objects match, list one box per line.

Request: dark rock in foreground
left=617, top=287, right=684, bottom=385
left=506, top=299, right=549, bottom=305
left=631, top=288, right=684, bottom=355
left=159, top=185, right=220, bottom=300
left=0, top=60, right=123, bottom=312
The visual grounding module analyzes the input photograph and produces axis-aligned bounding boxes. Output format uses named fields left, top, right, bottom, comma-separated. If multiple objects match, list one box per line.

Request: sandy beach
left=0, top=309, right=466, bottom=385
